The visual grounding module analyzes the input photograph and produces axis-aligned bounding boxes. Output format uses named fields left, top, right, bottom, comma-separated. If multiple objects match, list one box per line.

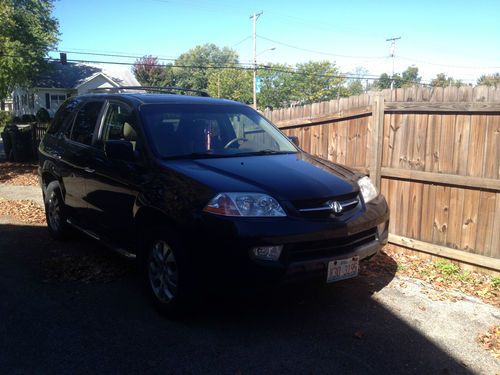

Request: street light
left=253, top=47, right=276, bottom=109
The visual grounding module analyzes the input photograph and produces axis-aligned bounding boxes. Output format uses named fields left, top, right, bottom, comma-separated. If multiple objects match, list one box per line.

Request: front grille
left=293, top=192, right=361, bottom=219
left=285, top=228, right=377, bottom=262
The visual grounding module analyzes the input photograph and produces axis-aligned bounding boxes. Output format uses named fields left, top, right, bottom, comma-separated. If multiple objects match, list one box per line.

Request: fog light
left=251, top=245, right=283, bottom=261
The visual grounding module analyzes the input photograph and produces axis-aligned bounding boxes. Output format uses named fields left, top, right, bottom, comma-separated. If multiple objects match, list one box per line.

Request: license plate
left=327, top=256, right=359, bottom=283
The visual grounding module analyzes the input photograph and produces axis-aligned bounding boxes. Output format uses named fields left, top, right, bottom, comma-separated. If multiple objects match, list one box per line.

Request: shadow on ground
left=0, top=223, right=472, bottom=374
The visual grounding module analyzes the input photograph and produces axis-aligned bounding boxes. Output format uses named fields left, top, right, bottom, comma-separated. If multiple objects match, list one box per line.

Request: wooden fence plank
left=380, top=167, right=500, bottom=191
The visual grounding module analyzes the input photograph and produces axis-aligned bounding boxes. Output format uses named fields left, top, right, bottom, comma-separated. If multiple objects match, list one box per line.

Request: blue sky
left=50, top=0, right=500, bottom=83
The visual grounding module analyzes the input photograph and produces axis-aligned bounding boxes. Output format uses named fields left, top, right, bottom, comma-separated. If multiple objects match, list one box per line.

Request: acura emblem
left=328, top=200, right=343, bottom=214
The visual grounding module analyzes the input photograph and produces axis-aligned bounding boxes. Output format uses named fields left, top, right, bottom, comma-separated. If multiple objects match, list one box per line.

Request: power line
left=257, top=35, right=386, bottom=60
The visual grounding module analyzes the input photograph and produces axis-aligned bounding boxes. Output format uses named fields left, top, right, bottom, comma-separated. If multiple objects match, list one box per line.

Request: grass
left=492, top=277, right=500, bottom=288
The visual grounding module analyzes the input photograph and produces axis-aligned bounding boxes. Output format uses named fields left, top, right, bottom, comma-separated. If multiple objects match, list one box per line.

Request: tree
left=207, top=68, right=252, bottom=103
left=292, top=61, right=345, bottom=104
left=0, top=0, right=59, bottom=100
left=477, top=73, right=500, bottom=87
left=431, top=73, right=463, bottom=88
left=257, top=63, right=297, bottom=109
left=373, top=66, right=422, bottom=90
left=132, top=55, right=169, bottom=87
left=173, top=43, right=239, bottom=90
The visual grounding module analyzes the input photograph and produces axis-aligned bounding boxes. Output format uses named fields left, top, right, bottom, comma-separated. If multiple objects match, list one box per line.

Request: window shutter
left=45, top=93, right=50, bottom=109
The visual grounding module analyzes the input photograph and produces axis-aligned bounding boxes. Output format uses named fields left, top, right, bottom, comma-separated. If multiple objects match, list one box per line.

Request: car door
left=84, top=100, right=146, bottom=248
left=59, top=99, right=105, bottom=223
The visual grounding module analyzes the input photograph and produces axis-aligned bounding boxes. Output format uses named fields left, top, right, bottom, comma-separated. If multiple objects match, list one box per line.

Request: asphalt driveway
left=0, top=221, right=498, bottom=374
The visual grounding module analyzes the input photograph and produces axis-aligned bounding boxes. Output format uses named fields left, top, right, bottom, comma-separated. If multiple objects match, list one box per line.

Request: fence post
left=369, top=95, right=385, bottom=188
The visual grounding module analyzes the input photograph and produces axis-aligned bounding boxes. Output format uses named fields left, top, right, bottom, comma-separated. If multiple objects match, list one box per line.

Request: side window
left=101, top=102, right=138, bottom=149
left=47, top=98, right=80, bottom=134
left=70, top=101, right=104, bottom=145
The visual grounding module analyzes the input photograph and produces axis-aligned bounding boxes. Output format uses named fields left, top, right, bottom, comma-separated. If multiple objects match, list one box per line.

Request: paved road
left=1, top=222, right=498, bottom=374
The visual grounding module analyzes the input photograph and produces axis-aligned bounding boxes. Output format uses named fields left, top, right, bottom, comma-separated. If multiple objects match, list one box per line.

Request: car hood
left=161, top=152, right=361, bottom=202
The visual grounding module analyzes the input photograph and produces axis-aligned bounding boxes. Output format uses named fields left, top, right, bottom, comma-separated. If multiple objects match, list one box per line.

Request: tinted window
left=101, top=102, right=137, bottom=146
left=47, top=98, right=80, bottom=134
left=140, top=104, right=296, bottom=158
left=70, top=101, right=103, bottom=145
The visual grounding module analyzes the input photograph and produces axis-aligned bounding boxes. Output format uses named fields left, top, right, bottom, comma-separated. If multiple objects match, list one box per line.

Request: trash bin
left=1, top=124, right=33, bottom=161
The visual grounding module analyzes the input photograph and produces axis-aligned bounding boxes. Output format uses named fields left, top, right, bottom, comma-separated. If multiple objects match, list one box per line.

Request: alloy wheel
left=148, top=240, right=179, bottom=303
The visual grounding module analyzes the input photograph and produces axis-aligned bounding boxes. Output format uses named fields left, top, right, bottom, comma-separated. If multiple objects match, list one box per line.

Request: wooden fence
left=263, top=86, right=500, bottom=272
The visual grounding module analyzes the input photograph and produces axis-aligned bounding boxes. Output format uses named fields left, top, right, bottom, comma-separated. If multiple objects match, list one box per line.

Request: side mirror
left=289, top=136, right=299, bottom=147
left=105, top=140, right=134, bottom=161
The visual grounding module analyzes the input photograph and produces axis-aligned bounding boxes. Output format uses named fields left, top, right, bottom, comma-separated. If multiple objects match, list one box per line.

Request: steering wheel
left=224, top=137, right=248, bottom=149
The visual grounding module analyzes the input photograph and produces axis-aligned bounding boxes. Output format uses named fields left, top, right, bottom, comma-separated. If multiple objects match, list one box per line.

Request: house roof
left=33, top=61, right=140, bottom=89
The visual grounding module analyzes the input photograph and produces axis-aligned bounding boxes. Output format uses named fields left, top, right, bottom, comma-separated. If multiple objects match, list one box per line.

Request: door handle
left=84, top=167, right=95, bottom=173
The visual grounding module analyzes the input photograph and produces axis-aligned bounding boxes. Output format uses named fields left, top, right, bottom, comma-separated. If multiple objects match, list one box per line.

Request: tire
left=44, top=181, right=72, bottom=240
left=142, top=226, right=199, bottom=317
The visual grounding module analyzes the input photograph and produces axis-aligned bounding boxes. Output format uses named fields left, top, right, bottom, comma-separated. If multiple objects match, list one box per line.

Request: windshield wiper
left=163, top=152, right=232, bottom=160
left=236, top=150, right=297, bottom=156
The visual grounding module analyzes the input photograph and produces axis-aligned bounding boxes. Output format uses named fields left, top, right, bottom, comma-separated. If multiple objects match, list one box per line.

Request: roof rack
left=91, top=86, right=210, bottom=97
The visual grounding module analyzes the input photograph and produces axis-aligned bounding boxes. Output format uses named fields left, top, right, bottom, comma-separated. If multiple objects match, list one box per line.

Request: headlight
left=203, top=192, right=286, bottom=217
left=358, top=176, right=378, bottom=203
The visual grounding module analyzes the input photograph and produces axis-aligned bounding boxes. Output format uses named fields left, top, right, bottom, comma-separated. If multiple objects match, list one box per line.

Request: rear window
left=46, top=98, right=80, bottom=134
left=69, top=101, right=104, bottom=145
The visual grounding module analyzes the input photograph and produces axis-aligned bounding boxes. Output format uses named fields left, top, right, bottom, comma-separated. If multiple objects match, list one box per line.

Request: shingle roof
left=34, top=61, right=140, bottom=88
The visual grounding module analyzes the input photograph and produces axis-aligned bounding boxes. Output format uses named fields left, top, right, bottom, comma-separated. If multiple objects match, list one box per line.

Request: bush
left=12, top=116, right=21, bottom=124
left=20, top=114, right=36, bottom=123
left=0, top=111, right=13, bottom=131
left=36, top=107, right=51, bottom=123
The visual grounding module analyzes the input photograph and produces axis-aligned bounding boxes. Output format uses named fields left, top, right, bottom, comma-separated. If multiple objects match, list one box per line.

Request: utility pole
left=250, top=11, right=263, bottom=109
left=386, top=36, right=401, bottom=90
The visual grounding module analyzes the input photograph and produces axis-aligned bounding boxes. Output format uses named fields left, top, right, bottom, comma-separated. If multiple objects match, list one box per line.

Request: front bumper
left=192, top=194, right=389, bottom=283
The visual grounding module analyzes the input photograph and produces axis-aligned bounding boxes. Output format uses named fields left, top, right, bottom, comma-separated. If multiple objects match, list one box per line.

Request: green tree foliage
left=256, top=64, right=296, bottom=109
left=477, top=73, right=500, bottom=87
left=207, top=68, right=252, bottom=103
left=132, top=55, right=169, bottom=87
left=0, top=0, right=59, bottom=100
left=373, top=66, right=422, bottom=90
left=173, top=43, right=238, bottom=90
left=430, top=73, right=463, bottom=88
left=292, top=61, right=344, bottom=104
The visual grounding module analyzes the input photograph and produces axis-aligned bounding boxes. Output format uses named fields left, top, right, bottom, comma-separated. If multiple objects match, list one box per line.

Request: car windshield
left=139, top=104, right=297, bottom=159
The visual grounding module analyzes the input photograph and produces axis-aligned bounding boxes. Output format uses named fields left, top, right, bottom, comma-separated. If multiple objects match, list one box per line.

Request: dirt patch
left=0, top=161, right=39, bottom=186
left=476, top=325, right=500, bottom=359
left=365, top=245, right=500, bottom=307
left=0, top=198, right=46, bottom=224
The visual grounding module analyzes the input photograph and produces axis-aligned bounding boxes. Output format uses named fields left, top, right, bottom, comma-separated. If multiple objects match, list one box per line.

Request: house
left=12, top=61, right=140, bottom=118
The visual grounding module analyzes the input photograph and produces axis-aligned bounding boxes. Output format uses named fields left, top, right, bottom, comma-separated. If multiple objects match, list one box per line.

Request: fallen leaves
left=476, top=326, right=500, bottom=359
left=0, top=162, right=39, bottom=186
left=360, top=245, right=500, bottom=307
left=0, top=198, right=45, bottom=224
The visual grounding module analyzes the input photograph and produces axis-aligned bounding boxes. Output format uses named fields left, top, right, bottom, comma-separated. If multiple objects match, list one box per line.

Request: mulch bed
left=0, top=161, right=39, bottom=186
left=0, top=198, right=46, bottom=224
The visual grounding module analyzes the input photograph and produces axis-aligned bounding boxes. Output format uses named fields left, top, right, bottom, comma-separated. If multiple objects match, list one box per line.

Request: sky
left=49, top=0, right=500, bottom=84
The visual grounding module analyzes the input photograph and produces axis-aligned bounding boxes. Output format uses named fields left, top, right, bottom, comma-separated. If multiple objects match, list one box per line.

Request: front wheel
left=143, top=228, right=199, bottom=317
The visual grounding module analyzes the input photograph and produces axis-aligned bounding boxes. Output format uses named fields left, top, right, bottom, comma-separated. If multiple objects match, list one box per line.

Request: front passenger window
left=70, top=101, right=103, bottom=145
left=102, top=103, right=138, bottom=150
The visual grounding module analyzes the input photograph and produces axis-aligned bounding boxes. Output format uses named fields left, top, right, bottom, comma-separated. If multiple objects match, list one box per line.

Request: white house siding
left=12, top=87, right=71, bottom=118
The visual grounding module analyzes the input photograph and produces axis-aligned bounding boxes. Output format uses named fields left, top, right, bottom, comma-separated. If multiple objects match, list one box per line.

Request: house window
left=50, top=94, right=67, bottom=109
left=21, top=94, right=27, bottom=106
left=29, top=93, right=35, bottom=109
left=45, top=93, right=50, bottom=109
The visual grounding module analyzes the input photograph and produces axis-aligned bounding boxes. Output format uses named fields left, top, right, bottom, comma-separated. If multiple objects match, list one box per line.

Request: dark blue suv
left=38, top=88, right=389, bottom=315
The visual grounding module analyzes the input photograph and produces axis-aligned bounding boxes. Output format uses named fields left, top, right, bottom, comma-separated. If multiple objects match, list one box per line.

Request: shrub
left=36, top=107, right=51, bottom=123
left=0, top=111, right=13, bottom=131
left=12, top=116, right=21, bottom=124
left=20, top=114, right=36, bottom=123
